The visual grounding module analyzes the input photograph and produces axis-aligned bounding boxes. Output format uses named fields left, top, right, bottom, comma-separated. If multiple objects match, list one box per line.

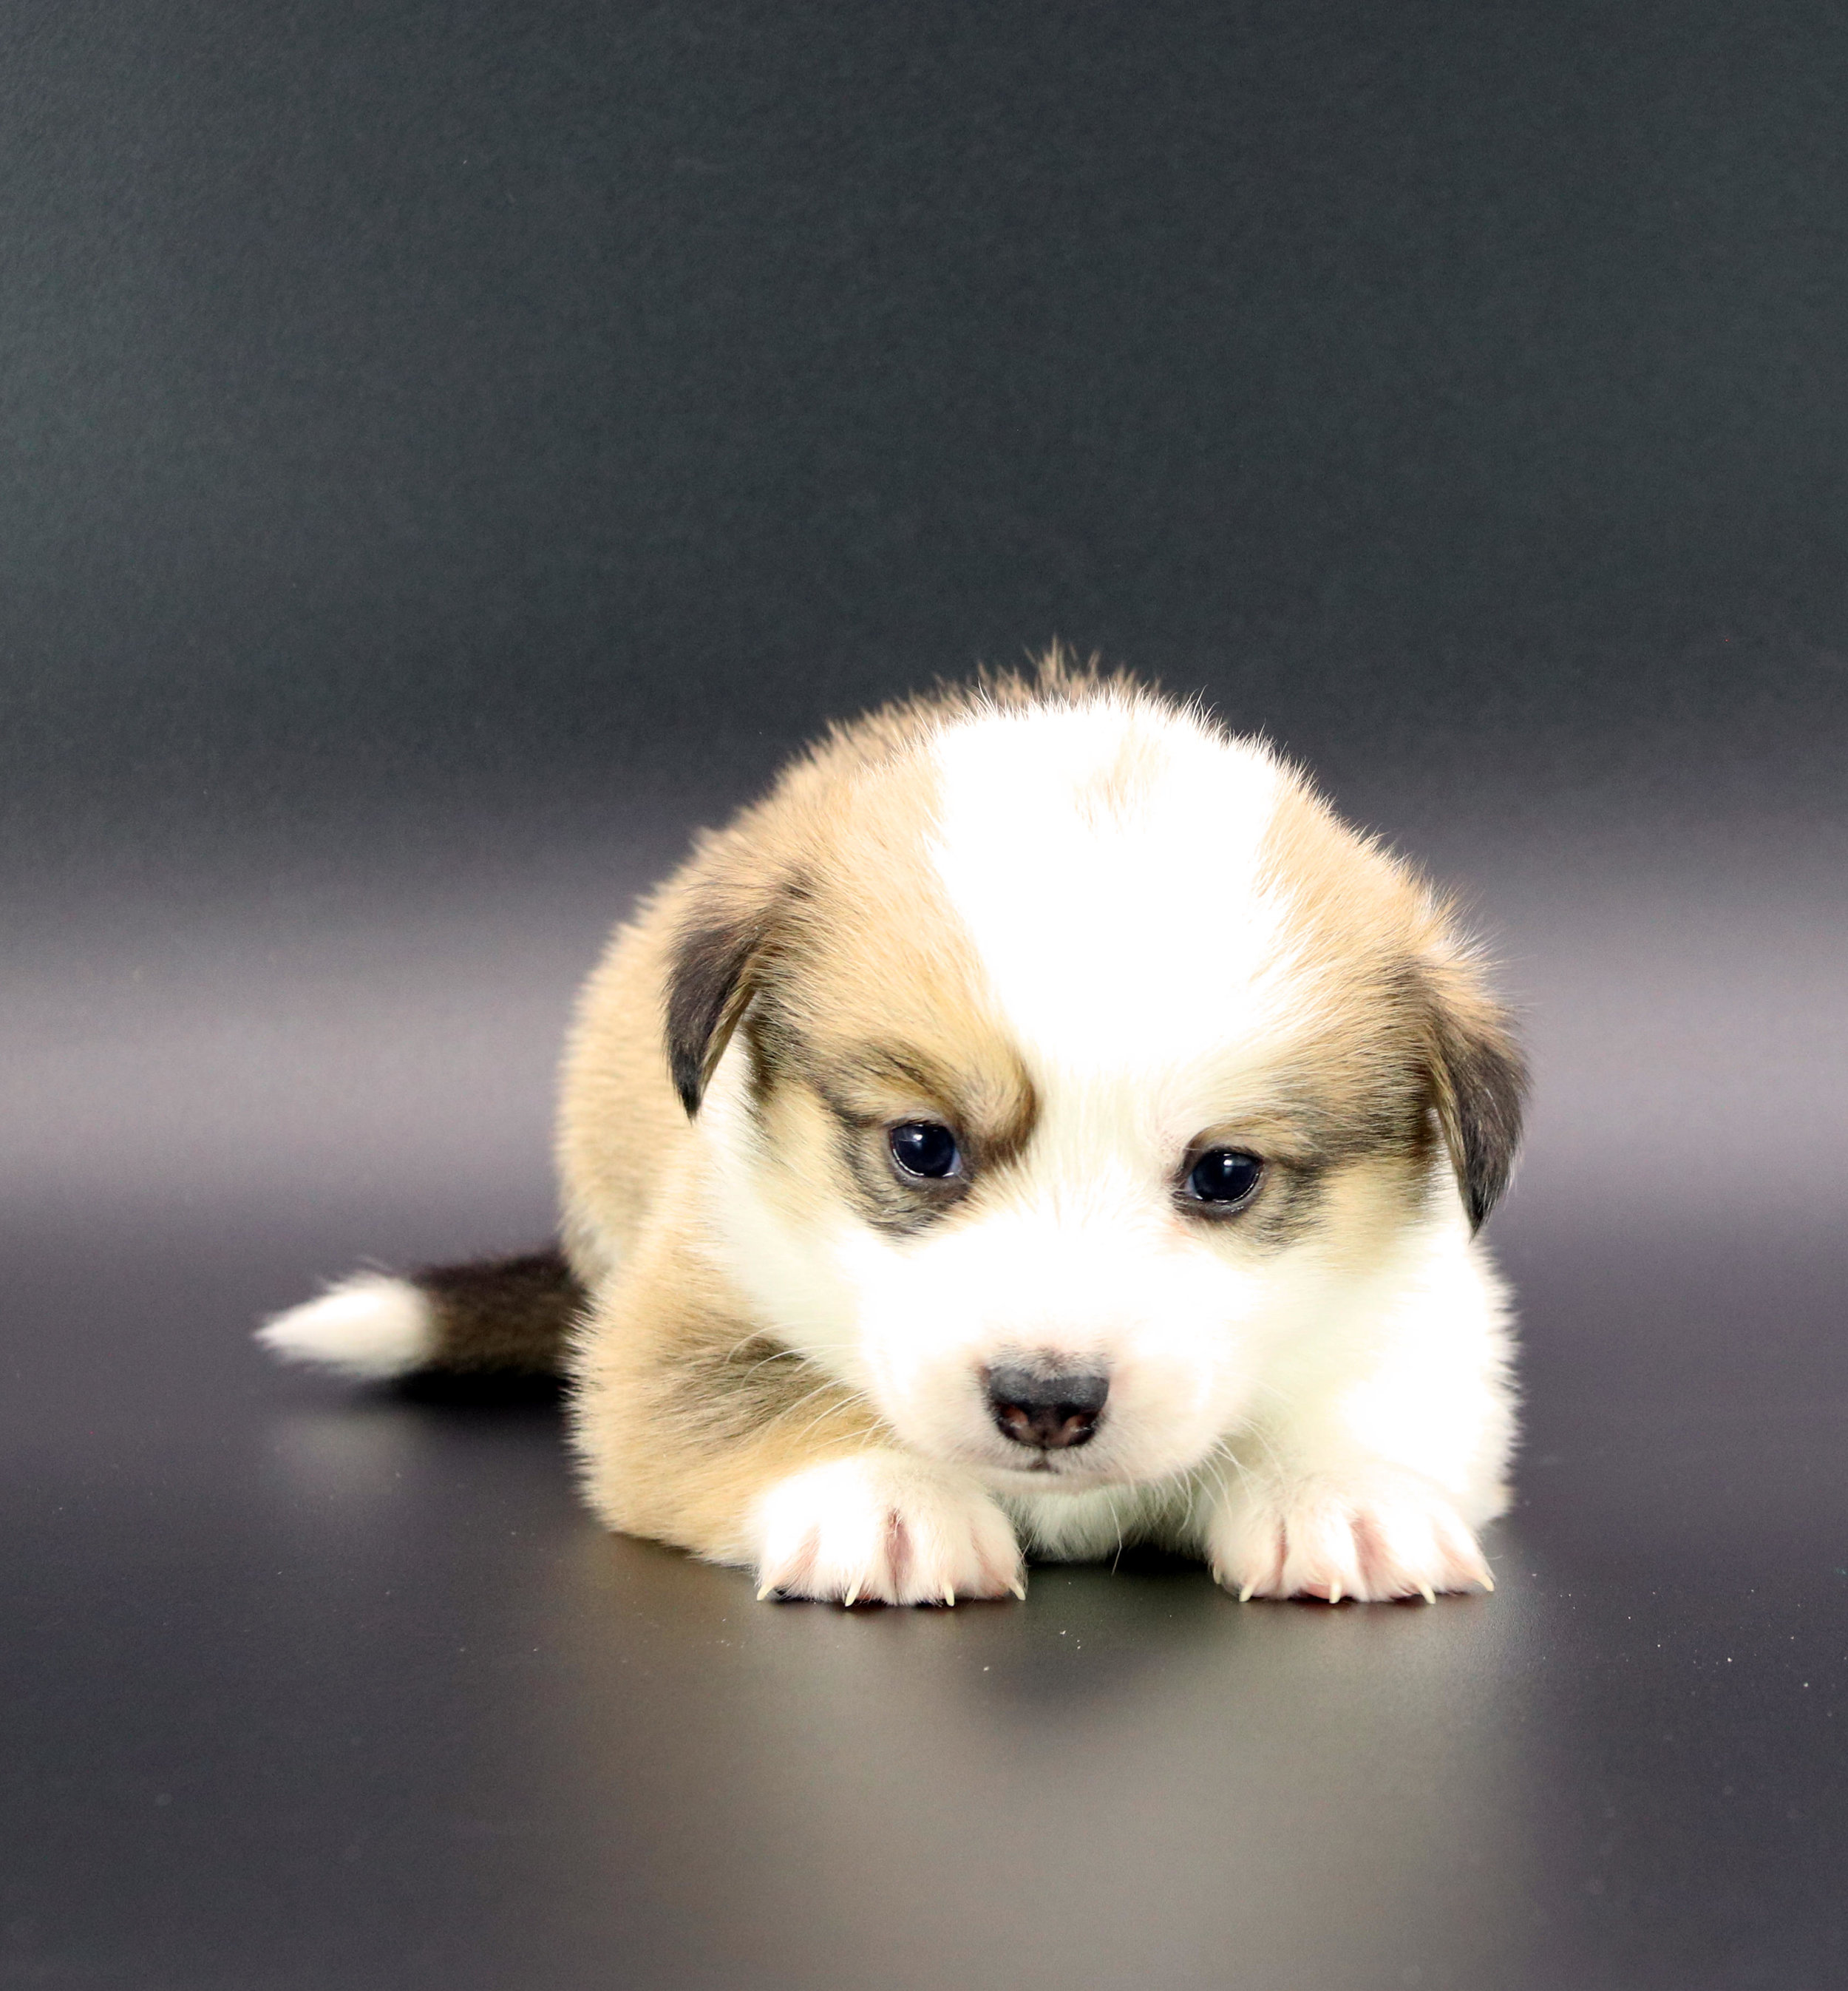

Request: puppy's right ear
left=664, top=879, right=789, bottom=1116
left=661, top=864, right=812, bottom=1115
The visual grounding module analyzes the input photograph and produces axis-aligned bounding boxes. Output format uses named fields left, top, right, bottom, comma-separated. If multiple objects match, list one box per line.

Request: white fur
left=754, top=1454, right=1024, bottom=1606
left=257, top=1273, right=435, bottom=1381
left=707, top=697, right=1515, bottom=1600
left=1203, top=1461, right=1495, bottom=1604
left=929, top=697, right=1294, bottom=1076
left=699, top=1046, right=869, bottom=1383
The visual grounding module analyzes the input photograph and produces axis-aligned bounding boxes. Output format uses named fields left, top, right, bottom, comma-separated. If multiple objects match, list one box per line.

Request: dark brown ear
left=1423, top=967, right=1527, bottom=1232
left=664, top=885, right=781, bottom=1116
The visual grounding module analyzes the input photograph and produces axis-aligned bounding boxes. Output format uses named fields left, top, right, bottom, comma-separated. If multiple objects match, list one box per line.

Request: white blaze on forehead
left=928, top=699, right=1291, bottom=1078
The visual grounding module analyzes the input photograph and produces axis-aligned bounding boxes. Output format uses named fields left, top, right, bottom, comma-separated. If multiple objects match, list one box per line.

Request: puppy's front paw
left=1207, top=1466, right=1494, bottom=1604
left=754, top=1455, right=1025, bottom=1607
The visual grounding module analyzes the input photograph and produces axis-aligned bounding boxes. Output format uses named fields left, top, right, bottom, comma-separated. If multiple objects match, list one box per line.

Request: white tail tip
left=257, top=1273, right=435, bottom=1382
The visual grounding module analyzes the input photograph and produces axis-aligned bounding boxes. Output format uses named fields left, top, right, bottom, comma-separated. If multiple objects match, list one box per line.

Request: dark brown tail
left=411, top=1249, right=588, bottom=1374
left=259, top=1246, right=588, bottom=1382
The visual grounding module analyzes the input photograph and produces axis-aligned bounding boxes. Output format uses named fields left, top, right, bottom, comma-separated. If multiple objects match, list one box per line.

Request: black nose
left=985, top=1366, right=1110, bottom=1451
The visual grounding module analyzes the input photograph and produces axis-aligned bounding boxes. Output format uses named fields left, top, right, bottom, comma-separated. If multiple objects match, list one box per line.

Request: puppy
left=262, top=659, right=1524, bottom=1607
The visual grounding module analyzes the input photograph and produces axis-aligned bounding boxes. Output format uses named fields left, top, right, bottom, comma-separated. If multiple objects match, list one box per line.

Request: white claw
left=1237, top=1581, right=1255, bottom=1603
left=1008, top=1578, right=1027, bottom=1601
left=1328, top=1582, right=1342, bottom=1604
left=756, top=1579, right=776, bottom=1602
left=942, top=1584, right=957, bottom=1607
left=842, top=1582, right=860, bottom=1608
left=1479, top=1571, right=1496, bottom=1593
left=1419, top=1582, right=1437, bottom=1605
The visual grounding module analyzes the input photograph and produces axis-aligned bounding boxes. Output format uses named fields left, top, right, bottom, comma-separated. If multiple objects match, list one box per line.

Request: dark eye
left=889, top=1121, right=962, bottom=1181
left=1185, top=1147, right=1263, bottom=1207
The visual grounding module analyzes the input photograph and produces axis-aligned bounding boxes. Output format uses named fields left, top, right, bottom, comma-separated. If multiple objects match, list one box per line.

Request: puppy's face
left=678, top=697, right=1522, bottom=1493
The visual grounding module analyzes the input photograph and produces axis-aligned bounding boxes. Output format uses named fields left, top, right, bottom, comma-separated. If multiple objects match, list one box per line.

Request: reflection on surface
left=539, top=1533, right=1539, bottom=1991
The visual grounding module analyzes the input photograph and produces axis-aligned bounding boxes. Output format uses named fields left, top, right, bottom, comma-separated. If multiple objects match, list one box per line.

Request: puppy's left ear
left=1420, top=957, right=1527, bottom=1232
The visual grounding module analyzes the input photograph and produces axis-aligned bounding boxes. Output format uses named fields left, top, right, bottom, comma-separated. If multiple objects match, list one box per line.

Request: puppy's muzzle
left=985, top=1365, right=1110, bottom=1451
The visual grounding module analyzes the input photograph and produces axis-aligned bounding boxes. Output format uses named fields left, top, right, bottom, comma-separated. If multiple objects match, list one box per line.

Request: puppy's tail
left=257, top=1247, right=586, bottom=1383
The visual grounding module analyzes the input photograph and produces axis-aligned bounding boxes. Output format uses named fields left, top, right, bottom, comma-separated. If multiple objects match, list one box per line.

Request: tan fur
left=557, top=676, right=1030, bottom=1278
left=1255, top=763, right=1521, bottom=1218
left=567, top=1148, right=886, bottom=1556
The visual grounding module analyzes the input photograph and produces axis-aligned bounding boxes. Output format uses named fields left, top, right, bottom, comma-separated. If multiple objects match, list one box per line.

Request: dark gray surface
left=5, top=6, right=1848, bottom=1987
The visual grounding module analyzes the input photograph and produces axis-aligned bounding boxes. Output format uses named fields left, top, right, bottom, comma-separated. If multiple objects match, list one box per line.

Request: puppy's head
left=666, top=674, right=1523, bottom=1493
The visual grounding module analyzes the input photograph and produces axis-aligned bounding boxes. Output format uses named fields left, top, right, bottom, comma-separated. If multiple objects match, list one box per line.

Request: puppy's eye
left=1185, top=1147, right=1263, bottom=1207
left=889, top=1121, right=962, bottom=1181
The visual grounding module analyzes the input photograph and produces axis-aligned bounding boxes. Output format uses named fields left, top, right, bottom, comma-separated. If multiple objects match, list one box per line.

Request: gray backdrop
left=4, top=6, right=1847, bottom=1988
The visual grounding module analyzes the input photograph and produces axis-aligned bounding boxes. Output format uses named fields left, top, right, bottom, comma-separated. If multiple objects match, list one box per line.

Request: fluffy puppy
left=263, top=661, right=1524, bottom=1607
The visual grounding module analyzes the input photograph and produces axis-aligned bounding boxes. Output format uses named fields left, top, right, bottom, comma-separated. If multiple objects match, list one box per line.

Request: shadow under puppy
left=263, top=661, right=1526, bottom=1607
